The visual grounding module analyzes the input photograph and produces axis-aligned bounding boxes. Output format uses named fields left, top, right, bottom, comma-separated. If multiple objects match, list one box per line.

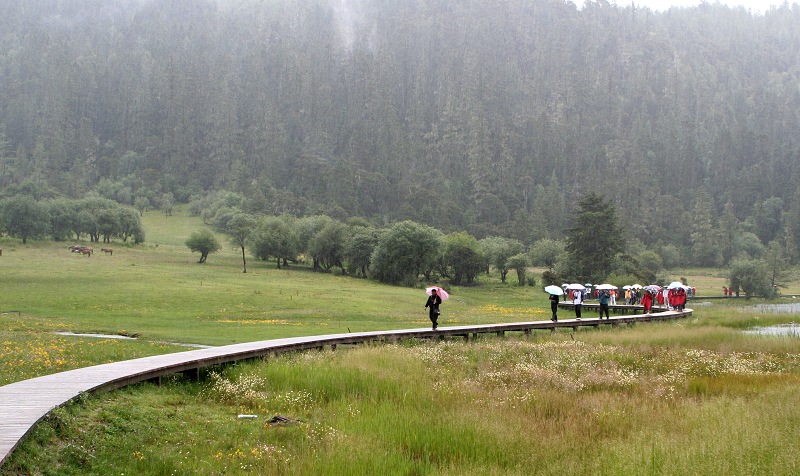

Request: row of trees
left=0, top=195, right=145, bottom=244
left=186, top=190, right=781, bottom=297
left=187, top=192, right=656, bottom=288
left=188, top=211, right=533, bottom=286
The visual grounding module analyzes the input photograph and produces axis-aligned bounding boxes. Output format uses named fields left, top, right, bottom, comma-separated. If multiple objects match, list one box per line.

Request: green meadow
left=2, top=211, right=800, bottom=475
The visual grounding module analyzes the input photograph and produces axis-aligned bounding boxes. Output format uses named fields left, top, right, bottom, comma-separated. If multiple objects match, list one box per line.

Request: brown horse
left=80, top=247, right=93, bottom=257
left=101, top=248, right=113, bottom=256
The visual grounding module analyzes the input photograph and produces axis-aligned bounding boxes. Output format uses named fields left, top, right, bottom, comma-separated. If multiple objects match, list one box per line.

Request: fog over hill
left=1, top=0, right=800, bottom=264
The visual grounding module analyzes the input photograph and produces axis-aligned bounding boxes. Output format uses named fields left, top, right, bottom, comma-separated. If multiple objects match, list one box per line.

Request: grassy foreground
left=2, top=210, right=800, bottom=474
left=4, top=317, right=800, bottom=475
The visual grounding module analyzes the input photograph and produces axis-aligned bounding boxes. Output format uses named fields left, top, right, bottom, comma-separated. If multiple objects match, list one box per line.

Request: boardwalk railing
left=0, top=307, right=692, bottom=467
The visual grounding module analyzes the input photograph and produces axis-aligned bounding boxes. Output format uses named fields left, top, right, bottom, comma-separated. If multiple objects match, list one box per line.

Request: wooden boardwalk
left=0, top=308, right=691, bottom=467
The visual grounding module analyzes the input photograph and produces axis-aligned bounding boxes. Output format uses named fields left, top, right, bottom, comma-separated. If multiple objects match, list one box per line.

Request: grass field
left=2, top=211, right=800, bottom=475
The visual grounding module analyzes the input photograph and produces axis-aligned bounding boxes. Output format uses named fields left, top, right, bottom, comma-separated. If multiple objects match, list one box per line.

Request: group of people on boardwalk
left=547, top=281, right=693, bottom=322
left=667, top=286, right=688, bottom=311
left=425, top=280, right=691, bottom=330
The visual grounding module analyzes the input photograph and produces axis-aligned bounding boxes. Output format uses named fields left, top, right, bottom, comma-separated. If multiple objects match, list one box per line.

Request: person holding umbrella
left=573, top=288, right=583, bottom=320
left=641, top=289, right=653, bottom=314
left=566, top=284, right=585, bottom=320
left=425, top=287, right=445, bottom=330
left=597, top=288, right=611, bottom=319
left=545, top=285, right=563, bottom=322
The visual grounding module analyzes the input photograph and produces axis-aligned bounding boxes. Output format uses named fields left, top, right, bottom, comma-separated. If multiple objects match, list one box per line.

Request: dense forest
left=1, top=0, right=800, bottom=266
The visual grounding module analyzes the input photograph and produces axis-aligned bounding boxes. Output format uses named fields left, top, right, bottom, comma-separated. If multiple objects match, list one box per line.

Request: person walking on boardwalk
left=549, top=292, right=560, bottom=321
left=545, top=285, right=563, bottom=322
left=597, top=288, right=611, bottom=319
left=573, top=288, right=583, bottom=320
left=425, top=287, right=443, bottom=330
left=676, top=287, right=687, bottom=311
left=642, top=290, right=653, bottom=314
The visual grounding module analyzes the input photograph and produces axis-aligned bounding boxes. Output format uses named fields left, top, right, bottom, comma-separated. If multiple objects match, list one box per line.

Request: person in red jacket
left=676, top=288, right=687, bottom=310
left=642, top=290, right=653, bottom=314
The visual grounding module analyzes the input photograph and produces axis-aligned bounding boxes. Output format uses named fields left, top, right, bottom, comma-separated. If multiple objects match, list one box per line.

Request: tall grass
left=5, top=329, right=800, bottom=475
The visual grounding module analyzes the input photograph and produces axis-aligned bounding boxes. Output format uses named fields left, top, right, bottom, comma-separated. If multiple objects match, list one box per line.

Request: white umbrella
left=566, top=283, right=586, bottom=290
left=667, top=281, right=685, bottom=289
left=622, top=285, right=632, bottom=290
left=631, top=284, right=642, bottom=289
left=596, top=284, right=618, bottom=290
left=544, top=285, right=564, bottom=295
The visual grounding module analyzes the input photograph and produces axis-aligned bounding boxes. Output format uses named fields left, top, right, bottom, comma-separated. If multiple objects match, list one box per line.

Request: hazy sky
left=625, top=1, right=791, bottom=14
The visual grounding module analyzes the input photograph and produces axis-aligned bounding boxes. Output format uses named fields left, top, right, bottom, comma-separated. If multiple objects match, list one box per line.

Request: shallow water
left=54, top=332, right=213, bottom=348
left=752, top=303, right=800, bottom=314
left=743, top=323, right=800, bottom=337
left=55, top=331, right=136, bottom=340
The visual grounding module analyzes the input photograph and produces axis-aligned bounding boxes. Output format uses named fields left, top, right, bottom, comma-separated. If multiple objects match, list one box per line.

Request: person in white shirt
left=573, top=289, right=583, bottom=320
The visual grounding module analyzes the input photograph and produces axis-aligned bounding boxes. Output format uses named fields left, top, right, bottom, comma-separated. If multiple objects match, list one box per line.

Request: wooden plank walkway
left=557, top=302, right=672, bottom=314
left=0, top=308, right=691, bottom=467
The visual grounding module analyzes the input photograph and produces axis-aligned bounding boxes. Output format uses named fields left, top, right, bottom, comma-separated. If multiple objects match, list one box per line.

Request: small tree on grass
left=441, top=231, right=485, bottom=285
left=479, top=236, right=524, bottom=283
left=507, top=253, right=530, bottom=286
left=370, top=220, right=440, bottom=285
left=227, top=213, right=256, bottom=273
left=186, top=230, right=221, bottom=264
left=729, top=257, right=773, bottom=298
left=251, top=216, right=300, bottom=269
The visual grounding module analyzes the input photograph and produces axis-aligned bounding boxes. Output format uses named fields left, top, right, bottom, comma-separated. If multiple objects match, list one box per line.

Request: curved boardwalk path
left=0, top=307, right=691, bottom=467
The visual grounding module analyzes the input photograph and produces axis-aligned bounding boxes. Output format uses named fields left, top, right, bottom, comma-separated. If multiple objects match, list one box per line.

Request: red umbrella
left=425, top=286, right=449, bottom=300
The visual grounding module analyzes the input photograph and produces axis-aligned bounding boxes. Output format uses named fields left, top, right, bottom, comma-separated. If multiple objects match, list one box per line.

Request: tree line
left=187, top=191, right=653, bottom=288
left=186, top=190, right=778, bottom=297
left=0, top=195, right=144, bottom=245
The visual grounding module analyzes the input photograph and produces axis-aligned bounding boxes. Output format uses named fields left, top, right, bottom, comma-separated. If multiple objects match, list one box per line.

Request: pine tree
left=690, top=188, right=719, bottom=266
left=564, top=192, right=625, bottom=283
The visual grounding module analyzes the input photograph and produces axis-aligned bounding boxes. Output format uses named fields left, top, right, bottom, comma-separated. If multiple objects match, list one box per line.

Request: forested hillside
left=1, top=0, right=800, bottom=263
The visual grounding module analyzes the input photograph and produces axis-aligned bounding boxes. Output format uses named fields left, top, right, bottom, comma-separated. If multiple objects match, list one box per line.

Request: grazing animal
left=69, top=245, right=83, bottom=253
left=80, top=247, right=93, bottom=257
left=101, top=248, right=113, bottom=256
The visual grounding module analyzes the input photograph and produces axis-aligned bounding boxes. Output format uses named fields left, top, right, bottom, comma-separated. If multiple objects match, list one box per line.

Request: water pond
left=54, top=332, right=213, bottom=348
left=743, top=323, right=800, bottom=337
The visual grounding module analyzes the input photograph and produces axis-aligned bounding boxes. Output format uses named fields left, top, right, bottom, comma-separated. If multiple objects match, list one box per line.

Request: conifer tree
left=564, top=192, right=625, bottom=283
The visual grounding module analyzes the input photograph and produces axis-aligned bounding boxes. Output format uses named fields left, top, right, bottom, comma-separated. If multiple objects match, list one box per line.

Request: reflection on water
left=744, top=324, right=800, bottom=337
